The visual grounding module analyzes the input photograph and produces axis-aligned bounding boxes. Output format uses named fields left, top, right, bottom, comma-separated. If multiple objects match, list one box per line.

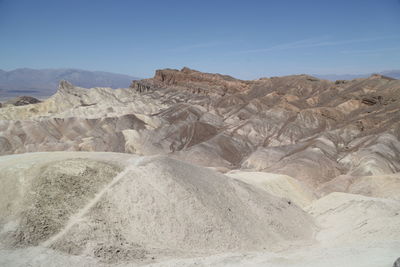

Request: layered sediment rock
left=1, top=68, right=400, bottom=188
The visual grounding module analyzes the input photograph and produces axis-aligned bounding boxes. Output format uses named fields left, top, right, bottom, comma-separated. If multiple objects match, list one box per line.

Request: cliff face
left=131, top=67, right=250, bottom=95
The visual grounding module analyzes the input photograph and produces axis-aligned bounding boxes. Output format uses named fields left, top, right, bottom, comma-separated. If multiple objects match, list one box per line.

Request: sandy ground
left=0, top=152, right=399, bottom=266
left=145, top=242, right=400, bottom=267
left=1, top=242, right=398, bottom=267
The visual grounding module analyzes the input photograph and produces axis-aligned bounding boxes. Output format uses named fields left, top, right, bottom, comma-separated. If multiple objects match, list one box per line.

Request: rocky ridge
left=1, top=67, right=399, bottom=190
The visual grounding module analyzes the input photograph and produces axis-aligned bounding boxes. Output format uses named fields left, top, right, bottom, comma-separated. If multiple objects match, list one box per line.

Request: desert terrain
left=0, top=67, right=399, bottom=266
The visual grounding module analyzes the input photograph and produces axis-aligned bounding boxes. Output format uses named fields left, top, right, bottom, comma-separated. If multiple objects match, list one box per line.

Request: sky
left=1, top=0, right=400, bottom=79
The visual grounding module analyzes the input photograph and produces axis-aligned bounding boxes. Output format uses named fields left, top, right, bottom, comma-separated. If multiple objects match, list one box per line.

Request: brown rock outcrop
left=131, top=67, right=250, bottom=96
left=4, top=96, right=41, bottom=106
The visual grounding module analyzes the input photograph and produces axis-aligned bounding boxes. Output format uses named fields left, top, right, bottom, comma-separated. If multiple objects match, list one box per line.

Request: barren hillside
left=0, top=68, right=399, bottom=266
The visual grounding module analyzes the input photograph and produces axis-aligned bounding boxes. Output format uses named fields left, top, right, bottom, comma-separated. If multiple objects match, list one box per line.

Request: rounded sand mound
left=226, top=171, right=316, bottom=208
left=307, top=192, right=400, bottom=246
left=0, top=153, right=315, bottom=264
left=318, top=173, right=400, bottom=200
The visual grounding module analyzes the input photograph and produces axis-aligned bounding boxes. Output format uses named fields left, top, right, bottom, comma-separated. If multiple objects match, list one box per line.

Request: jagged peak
left=180, top=66, right=198, bottom=73
left=58, top=80, right=75, bottom=91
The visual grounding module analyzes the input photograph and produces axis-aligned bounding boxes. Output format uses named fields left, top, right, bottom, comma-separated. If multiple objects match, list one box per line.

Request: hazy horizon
left=1, top=66, right=400, bottom=81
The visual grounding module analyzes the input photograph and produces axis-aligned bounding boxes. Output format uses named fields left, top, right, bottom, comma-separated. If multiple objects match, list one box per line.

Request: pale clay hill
left=0, top=67, right=399, bottom=266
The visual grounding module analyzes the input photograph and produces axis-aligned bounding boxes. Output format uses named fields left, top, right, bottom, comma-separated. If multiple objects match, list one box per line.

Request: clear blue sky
left=1, top=0, right=400, bottom=79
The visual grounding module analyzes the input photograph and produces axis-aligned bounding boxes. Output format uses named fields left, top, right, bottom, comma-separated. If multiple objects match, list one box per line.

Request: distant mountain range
left=0, top=68, right=139, bottom=99
left=314, top=70, right=400, bottom=81
left=1, top=67, right=398, bottom=100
